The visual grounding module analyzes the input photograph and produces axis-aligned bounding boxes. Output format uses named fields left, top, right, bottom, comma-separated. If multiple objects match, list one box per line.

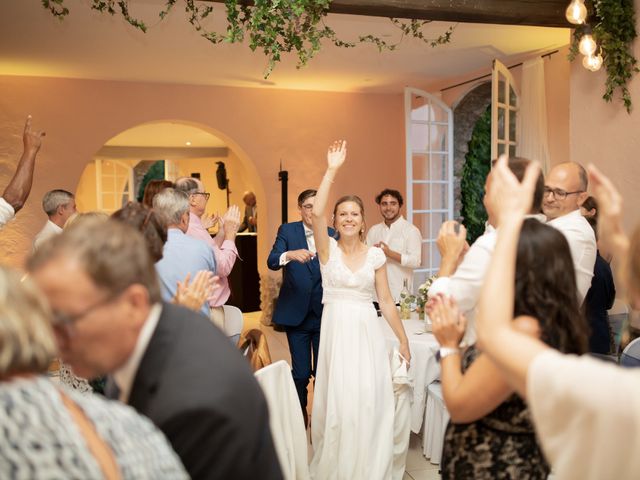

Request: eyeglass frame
left=300, top=203, right=314, bottom=211
left=191, top=191, right=211, bottom=201
left=543, top=187, right=585, bottom=201
left=51, top=289, right=125, bottom=330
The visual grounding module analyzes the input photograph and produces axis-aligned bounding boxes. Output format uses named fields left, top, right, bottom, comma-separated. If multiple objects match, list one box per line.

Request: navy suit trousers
left=285, top=308, right=321, bottom=410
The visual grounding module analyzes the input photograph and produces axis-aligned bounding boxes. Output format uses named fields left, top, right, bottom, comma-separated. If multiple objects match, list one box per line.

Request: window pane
left=509, top=144, right=517, bottom=157
left=429, top=153, right=448, bottom=181
left=411, top=124, right=429, bottom=151
left=509, top=111, right=517, bottom=141
left=498, top=142, right=506, bottom=156
left=429, top=125, right=448, bottom=153
left=498, top=107, right=505, bottom=139
left=430, top=183, right=448, bottom=210
left=411, top=95, right=430, bottom=121
left=412, top=184, right=430, bottom=211
left=498, top=78, right=506, bottom=104
left=412, top=154, right=429, bottom=180
left=430, top=102, right=449, bottom=123
left=412, top=213, right=430, bottom=239
left=509, top=86, right=517, bottom=107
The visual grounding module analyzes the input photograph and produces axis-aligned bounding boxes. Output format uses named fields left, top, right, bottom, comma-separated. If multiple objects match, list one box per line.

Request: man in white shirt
left=0, top=116, right=45, bottom=229
left=429, top=158, right=545, bottom=342
left=366, top=188, right=422, bottom=301
left=543, top=162, right=596, bottom=304
left=33, top=189, right=77, bottom=250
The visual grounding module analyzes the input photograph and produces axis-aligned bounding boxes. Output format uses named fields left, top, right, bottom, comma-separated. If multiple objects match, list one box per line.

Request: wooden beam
left=202, top=0, right=570, bottom=28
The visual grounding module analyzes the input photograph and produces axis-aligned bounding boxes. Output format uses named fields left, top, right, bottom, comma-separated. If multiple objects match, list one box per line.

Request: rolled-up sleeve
left=0, top=197, right=15, bottom=228
left=400, top=226, right=422, bottom=268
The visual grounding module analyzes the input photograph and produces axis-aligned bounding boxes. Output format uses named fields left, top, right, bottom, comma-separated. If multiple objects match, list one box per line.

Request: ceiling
left=1, top=0, right=570, bottom=94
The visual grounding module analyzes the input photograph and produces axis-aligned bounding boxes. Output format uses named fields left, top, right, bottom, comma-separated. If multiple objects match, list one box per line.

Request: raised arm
left=312, top=140, right=346, bottom=264
left=475, top=155, right=548, bottom=398
left=3, top=116, right=45, bottom=212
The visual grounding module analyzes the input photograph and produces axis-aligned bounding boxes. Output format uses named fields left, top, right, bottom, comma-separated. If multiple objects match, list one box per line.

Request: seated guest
left=33, top=189, right=77, bottom=250
left=474, top=157, right=640, bottom=480
left=112, top=202, right=216, bottom=312
left=142, top=179, right=173, bottom=208
left=152, top=188, right=216, bottom=317
left=0, top=265, right=187, bottom=478
left=0, top=116, right=44, bottom=229
left=238, top=190, right=257, bottom=232
left=583, top=214, right=616, bottom=354
left=28, top=220, right=283, bottom=480
left=429, top=219, right=587, bottom=479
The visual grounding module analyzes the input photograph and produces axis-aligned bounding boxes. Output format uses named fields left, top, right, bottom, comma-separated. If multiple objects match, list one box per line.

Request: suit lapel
left=127, top=303, right=176, bottom=411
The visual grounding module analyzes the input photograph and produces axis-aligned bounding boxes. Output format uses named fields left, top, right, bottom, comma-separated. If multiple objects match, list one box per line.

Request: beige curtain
left=516, top=58, right=550, bottom=173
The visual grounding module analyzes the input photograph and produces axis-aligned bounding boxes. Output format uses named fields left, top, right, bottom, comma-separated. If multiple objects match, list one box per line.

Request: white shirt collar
left=47, top=219, right=63, bottom=233
left=112, top=303, right=162, bottom=403
left=382, top=215, right=405, bottom=230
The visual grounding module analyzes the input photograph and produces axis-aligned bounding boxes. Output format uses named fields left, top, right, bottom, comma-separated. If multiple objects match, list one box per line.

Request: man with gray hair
left=175, top=176, right=240, bottom=329
left=33, top=189, right=76, bottom=251
left=153, top=188, right=216, bottom=317
left=28, top=219, right=282, bottom=479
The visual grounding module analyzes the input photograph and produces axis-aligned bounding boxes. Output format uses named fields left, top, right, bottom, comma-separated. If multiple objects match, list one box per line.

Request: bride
left=309, top=140, right=411, bottom=479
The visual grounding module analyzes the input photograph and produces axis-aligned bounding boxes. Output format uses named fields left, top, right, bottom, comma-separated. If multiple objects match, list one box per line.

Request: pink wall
left=570, top=0, right=640, bottom=233
left=0, top=76, right=404, bottom=270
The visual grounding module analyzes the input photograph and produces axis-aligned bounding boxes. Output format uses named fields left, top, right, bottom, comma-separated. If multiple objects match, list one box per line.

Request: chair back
left=620, top=337, right=640, bottom=367
left=254, top=360, right=310, bottom=480
left=222, top=304, right=244, bottom=337
left=239, top=329, right=272, bottom=371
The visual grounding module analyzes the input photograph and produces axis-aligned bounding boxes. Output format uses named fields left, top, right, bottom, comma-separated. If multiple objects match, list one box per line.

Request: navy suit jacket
left=267, top=221, right=334, bottom=327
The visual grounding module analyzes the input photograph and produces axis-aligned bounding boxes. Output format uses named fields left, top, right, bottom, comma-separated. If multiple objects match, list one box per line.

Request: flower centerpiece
left=415, top=276, right=436, bottom=321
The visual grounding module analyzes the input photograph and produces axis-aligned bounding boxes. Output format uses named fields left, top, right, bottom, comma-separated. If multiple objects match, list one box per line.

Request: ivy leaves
left=41, top=0, right=453, bottom=78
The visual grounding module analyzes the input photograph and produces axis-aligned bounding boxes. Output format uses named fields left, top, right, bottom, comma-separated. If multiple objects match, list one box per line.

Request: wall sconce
left=566, top=0, right=588, bottom=24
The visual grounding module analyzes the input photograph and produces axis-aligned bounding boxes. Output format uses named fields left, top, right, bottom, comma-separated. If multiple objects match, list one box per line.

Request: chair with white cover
left=422, top=381, right=450, bottom=465
left=620, top=337, right=640, bottom=367
left=254, top=360, right=310, bottom=480
left=222, top=304, right=243, bottom=345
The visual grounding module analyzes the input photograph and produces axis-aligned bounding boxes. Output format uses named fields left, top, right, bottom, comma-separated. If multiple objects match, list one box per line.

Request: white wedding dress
left=310, top=238, right=394, bottom=479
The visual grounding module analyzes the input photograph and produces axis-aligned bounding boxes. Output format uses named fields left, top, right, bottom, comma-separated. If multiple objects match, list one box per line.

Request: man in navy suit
left=267, top=189, right=332, bottom=427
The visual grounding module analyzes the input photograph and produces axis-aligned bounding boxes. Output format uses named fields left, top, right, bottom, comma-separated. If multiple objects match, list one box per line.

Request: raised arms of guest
left=311, top=140, right=411, bottom=363
left=2, top=116, right=45, bottom=218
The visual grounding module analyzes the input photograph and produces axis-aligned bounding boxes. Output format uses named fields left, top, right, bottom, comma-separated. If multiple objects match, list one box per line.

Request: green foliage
left=136, top=160, right=166, bottom=202
left=41, top=0, right=454, bottom=78
left=460, top=106, right=491, bottom=244
left=569, top=0, right=639, bottom=112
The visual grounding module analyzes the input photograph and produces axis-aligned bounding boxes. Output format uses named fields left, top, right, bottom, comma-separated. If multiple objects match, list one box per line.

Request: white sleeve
left=527, top=350, right=640, bottom=480
left=0, top=197, right=15, bottom=228
left=427, top=232, right=494, bottom=314
left=400, top=226, right=422, bottom=268
left=279, top=252, right=290, bottom=266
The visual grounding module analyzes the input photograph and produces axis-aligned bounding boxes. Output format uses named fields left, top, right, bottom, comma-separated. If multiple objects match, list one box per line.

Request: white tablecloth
left=379, top=317, right=440, bottom=433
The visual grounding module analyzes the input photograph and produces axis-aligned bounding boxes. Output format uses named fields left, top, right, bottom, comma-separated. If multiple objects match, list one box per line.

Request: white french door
left=491, top=59, right=519, bottom=159
left=404, top=88, right=454, bottom=288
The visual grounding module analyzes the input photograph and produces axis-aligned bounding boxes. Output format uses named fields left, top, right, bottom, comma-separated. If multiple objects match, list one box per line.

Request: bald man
left=543, top=162, right=597, bottom=304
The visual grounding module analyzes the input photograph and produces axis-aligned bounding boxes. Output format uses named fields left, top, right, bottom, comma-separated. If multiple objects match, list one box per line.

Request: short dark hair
left=375, top=189, right=404, bottom=207
left=492, top=157, right=545, bottom=214
left=298, top=189, right=317, bottom=206
left=582, top=195, right=597, bottom=214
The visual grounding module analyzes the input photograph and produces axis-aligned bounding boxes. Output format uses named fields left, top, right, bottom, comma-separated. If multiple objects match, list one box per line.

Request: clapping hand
left=327, top=140, right=347, bottom=170
left=437, top=221, right=468, bottom=273
left=23, top=115, right=45, bottom=153
left=486, top=154, right=541, bottom=225
left=222, top=205, right=242, bottom=233
left=174, top=271, right=219, bottom=312
left=201, top=213, right=219, bottom=230
left=428, top=294, right=466, bottom=348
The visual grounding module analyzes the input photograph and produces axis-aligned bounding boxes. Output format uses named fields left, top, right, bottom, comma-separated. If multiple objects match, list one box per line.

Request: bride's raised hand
left=327, top=140, right=347, bottom=170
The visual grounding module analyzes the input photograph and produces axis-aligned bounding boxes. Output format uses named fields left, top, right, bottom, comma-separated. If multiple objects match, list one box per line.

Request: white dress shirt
left=0, top=197, right=14, bottom=229
left=279, top=224, right=316, bottom=266
left=33, top=219, right=63, bottom=251
left=112, top=303, right=162, bottom=403
left=366, top=216, right=422, bottom=302
left=546, top=209, right=596, bottom=304
left=429, top=214, right=546, bottom=343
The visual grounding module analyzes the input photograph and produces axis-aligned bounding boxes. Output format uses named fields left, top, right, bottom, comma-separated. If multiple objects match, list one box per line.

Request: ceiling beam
left=202, top=0, right=570, bottom=28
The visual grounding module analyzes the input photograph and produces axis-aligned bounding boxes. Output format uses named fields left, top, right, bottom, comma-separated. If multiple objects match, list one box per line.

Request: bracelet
left=436, top=347, right=460, bottom=362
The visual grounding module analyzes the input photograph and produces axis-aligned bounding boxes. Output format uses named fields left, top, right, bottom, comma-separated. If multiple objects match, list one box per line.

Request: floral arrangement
left=415, top=275, right=437, bottom=319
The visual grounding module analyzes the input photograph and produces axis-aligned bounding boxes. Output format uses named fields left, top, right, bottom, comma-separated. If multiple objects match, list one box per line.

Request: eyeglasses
left=51, top=290, right=123, bottom=330
left=192, top=192, right=211, bottom=201
left=543, top=187, right=584, bottom=200
left=300, top=204, right=314, bottom=211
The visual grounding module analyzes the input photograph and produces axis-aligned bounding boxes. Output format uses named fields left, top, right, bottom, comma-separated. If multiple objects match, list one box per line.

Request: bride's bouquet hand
left=327, top=140, right=347, bottom=171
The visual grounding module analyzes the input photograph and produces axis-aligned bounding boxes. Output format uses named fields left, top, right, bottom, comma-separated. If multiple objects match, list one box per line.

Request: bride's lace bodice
left=320, top=238, right=386, bottom=304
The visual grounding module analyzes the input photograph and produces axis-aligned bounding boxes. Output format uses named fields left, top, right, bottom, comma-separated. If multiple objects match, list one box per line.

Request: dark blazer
left=128, top=302, right=282, bottom=480
left=267, top=221, right=333, bottom=327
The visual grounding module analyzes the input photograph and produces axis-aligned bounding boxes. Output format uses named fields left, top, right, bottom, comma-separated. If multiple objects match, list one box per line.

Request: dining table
left=379, top=314, right=441, bottom=433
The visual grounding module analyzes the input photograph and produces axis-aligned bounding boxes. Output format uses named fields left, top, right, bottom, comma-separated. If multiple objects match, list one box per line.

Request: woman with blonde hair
left=309, top=141, right=410, bottom=479
left=0, top=265, right=187, bottom=478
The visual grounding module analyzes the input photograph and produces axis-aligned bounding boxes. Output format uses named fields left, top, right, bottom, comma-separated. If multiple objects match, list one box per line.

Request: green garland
left=569, top=0, right=639, bottom=113
left=41, top=0, right=454, bottom=77
left=459, top=106, right=491, bottom=244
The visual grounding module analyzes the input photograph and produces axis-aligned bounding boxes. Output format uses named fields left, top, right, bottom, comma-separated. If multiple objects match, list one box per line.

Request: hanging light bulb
left=579, top=33, right=597, bottom=56
left=565, top=0, right=588, bottom=24
left=583, top=53, right=603, bottom=72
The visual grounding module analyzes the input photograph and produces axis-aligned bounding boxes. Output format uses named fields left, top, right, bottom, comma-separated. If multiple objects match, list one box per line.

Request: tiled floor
left=243, top=312, right=442, bottom=480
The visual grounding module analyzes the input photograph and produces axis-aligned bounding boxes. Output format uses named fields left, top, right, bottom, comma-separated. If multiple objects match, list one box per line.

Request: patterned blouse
left=0, top=376, right=187, bottom=479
